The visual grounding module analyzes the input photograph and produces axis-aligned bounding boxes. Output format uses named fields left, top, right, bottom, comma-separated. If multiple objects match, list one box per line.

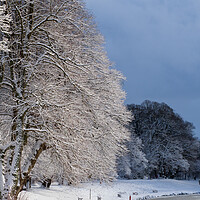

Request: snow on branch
left=0, top=4, right=11, bottom=52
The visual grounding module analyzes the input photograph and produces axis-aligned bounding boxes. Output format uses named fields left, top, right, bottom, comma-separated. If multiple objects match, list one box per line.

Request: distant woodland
left=118, top=100, right=200, bottom=180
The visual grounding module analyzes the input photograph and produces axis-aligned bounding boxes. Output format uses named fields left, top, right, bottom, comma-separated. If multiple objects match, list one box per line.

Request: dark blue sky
left=85, top=0, right=200, bottom=138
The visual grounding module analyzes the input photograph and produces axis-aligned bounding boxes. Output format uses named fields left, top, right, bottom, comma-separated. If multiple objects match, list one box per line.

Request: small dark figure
left=117, top=194, right=121, bottom=197
left=199, top=179, right=200, bottom=185
left=42, top=178, right=52, bottom=188
left=41, top=181, right=46, bottom=188
left=46, top=178, right=51, bottom=188
left=25, top=176, right=31, bottom=190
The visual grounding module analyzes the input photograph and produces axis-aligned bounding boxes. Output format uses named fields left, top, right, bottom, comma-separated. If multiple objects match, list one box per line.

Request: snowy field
left=20, top=179, right=200, bottom=200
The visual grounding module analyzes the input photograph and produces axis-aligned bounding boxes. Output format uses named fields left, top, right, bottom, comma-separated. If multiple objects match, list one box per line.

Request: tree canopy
left=0, top=0, right=131, bottom=199
left=126, top=100, right=200, bottom=179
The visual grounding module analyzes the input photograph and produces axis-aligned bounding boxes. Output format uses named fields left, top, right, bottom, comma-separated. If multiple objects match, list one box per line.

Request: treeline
left=118, top=100, right=200, bottom=180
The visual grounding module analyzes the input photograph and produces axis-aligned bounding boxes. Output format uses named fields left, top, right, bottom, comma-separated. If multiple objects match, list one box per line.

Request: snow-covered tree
left=0, top=0, right=11, bottom=53
left=180, top=128, right=200, bottom=179
left=0, top=0, right=131, bottom=199
left=127, top=100, right=198, bottom=179
left=117, top=133, right=147, bottom=179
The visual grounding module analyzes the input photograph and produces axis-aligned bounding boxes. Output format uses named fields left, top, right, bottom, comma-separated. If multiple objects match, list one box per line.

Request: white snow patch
left=21, top=179, right=200, bottom=200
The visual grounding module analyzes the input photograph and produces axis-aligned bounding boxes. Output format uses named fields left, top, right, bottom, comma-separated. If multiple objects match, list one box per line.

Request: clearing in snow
left=20, top=179, right=200, bottom=200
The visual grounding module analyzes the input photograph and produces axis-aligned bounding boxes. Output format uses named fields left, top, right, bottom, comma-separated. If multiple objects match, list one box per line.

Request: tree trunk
left=15, top=141, right=46, bottom=196
left=3, top=117, right=24, bottom=200
left=0, top=153, right=4, bottom=199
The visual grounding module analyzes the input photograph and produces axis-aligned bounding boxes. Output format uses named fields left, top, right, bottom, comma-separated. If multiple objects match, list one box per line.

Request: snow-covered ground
left=20, top=179, right=200, bottom=200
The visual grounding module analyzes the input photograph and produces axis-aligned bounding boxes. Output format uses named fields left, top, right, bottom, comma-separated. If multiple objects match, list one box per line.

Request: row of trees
left=0, top=0, right=131, bottom=199
left=118, top=100, right=200, bottom=180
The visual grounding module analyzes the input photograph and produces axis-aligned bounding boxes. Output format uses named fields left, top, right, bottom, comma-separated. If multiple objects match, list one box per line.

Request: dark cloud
left=85, top=0, right=200, bottom=137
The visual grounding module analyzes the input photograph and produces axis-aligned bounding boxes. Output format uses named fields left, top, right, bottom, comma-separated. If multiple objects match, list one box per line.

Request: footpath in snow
left=21, top=179, right=200, bottom=200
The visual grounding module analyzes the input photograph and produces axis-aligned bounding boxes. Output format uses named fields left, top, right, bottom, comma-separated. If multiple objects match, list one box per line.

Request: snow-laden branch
left=15, top=6, right=24, bottom=47
left=0, top=81, right=13, bottom=89
left=23, top=128, right=47, bottom=133
left=0, top=142, right=16, bottom=154
left=22, top=140, right=46, bottom=178
left=27, top=15, right=60, bottom=38
left=0, top=4, right=11, bottom=52
left=29, top=42, right=71, bottom=62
